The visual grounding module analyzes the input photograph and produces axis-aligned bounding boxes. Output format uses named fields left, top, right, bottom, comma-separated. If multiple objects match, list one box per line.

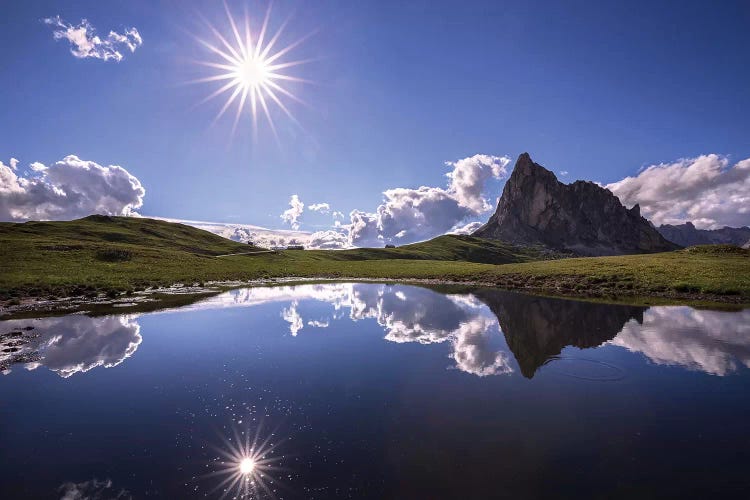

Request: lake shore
left=2, top=273, right=747, bottom=320
left=2, top=217, right=749, bottom=316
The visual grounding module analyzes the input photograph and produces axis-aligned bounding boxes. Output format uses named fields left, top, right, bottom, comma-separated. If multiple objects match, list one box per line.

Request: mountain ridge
left=473, top=153, right=680, bottom=256
left=658, top=222, right=750, bottom=248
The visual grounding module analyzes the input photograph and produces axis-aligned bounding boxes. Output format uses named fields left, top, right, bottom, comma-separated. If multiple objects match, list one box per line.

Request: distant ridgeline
left=473, top=153, right=679, bottom=256
left=657, top=222, right=750, bottom=249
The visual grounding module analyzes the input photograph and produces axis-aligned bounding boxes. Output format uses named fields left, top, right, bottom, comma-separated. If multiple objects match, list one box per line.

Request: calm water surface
left=1, top=283, right=749, bottom=499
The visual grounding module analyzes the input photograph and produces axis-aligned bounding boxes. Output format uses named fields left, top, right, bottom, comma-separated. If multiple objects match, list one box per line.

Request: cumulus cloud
left=607, top=154, right=750, bottom=229
left=445, top=154, right=510, bottom=212
left=280, top=194, right=304, bottom=230
left=348, top=154, right=510, bottom=246
left=449, top=221, right=484, bottom=235
left=170, top=217, right=350, bottom=250
left=44, top=16, right=142, bottom=62
left=308, top=202, right=330, bottom=214
left=307, top=229, right=351, bottom=249
left=0, top=155, right=145, bottom=221
left=348, top=210, right=382, bottom=247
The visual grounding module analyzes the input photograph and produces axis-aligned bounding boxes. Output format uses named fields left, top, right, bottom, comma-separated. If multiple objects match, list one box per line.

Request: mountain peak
left=473, top=153, right=679, bottom=256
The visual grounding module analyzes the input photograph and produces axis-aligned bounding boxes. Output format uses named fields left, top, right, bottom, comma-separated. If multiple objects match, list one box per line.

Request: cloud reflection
left=611, top=307, right=750, bottom=376
left=177, top=283, right=511, bottom=376
left=1, top=315, right=141, bottom=378
left=2, top=284, right=747, bottom=379
left=58, top=477, right=131, bottom=499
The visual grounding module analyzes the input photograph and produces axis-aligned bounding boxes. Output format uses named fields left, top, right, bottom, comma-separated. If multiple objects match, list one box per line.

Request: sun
left=191, top=1, right=314, bottom=139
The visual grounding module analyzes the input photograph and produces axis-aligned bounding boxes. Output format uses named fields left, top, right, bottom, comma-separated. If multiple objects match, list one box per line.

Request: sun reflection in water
left=202, top=422, right=288, bottom=499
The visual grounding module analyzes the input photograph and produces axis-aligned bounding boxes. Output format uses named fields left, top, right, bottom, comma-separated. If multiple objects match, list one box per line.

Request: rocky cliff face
left=473, top=153, right=680, bottom=256
left=657, top=222, right=750, bottom=248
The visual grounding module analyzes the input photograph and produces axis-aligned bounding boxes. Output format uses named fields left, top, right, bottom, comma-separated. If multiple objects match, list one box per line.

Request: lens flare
left=190, top=1, right=315, bottom=141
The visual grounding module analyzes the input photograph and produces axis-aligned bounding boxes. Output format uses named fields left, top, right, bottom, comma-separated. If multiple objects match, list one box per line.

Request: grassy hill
left=1, top=216, right=748, bottom=306
left=308, top=235, right=561, bottom=264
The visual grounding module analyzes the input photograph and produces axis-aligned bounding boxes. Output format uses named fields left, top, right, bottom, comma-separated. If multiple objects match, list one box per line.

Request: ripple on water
left=542, top=357, right=626, bottom=382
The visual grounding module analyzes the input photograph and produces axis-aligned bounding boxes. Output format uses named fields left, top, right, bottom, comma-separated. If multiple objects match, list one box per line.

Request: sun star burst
left=192, top=1, right=313, bottom=139
left=200, top=422, right=288, bottom=500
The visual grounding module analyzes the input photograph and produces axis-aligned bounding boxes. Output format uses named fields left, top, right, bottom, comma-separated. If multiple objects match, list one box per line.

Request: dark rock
left=473, top=153, right=680, bottom=256
left=657, top=222, right=750, bottom=248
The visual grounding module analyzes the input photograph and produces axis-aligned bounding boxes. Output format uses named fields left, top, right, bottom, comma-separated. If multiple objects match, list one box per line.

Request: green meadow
left=1, top=215, right=748, bottom=307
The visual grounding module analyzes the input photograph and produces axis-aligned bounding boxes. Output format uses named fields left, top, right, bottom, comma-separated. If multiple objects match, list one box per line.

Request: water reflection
left=0, top=315, right=141, bottom=377
left=1, top=283, right=748, bottom=379
left=612, top=306, right=750, bottom=375
left=474, top=289, right=647, bottom=378
left=58, top=478, right=131, bottom=500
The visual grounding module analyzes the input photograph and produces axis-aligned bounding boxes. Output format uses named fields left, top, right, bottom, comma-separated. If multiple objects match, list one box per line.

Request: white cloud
left=308, top=320, right=329, bottom=328
left=280, top=194, right=304, bottom=230
left=607, top=154, right=750, bottom=229
left=308, top=229, right=351, bottom=249
left=559, top=170, right=569, bottom=177
left=348, top=154, right=510, bottom=246
left=44, top=16, right=142, bottom=62
left=332, top=211, right=345, bottom=220
left=0, top=155, right=145, bottom=221
left=445, top=154, right=511, bottom=212
left=160, top=217, right=352, bottom=250
left=449, top=221, right=484, bottom=235
left=348, top=209, right=382, bottom=247
left=308, top=202, right=330, bottom=214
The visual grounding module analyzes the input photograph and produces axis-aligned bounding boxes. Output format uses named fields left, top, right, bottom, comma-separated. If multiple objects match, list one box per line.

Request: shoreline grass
left=1, top=216, right=749, bottom=310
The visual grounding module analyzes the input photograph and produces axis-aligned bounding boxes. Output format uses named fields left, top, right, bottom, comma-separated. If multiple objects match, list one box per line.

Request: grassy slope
left=320, top=235, right=559, bottom=264
left=1, top=216, right=748, bottom=305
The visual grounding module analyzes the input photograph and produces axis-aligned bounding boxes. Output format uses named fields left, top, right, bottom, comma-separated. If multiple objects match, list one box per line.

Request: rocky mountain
left=657, top=222, right=750, bottom=248
left=473, top=153, right=680, bottom=256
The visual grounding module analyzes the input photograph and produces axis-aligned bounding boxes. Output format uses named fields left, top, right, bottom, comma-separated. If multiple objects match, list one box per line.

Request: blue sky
left=1, top=0, right=749, bottom=245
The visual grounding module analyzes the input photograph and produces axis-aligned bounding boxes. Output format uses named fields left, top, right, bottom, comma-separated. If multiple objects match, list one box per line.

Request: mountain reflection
left=474, top=290, right=647, bottom=378
left=1, top=283, right=748, bottom=378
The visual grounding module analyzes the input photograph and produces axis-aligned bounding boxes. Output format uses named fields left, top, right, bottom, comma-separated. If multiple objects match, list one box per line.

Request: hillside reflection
left=1, top=283, right=748, bottom=378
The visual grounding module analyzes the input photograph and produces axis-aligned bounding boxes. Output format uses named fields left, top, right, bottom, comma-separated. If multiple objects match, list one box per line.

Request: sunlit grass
left=1, top=216, right=748, bottom=306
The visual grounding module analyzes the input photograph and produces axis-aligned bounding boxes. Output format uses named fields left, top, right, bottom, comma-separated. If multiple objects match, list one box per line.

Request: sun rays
left=201, top=422, right=289, bottom=500
left=190, top=2, right=314, bottom=141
